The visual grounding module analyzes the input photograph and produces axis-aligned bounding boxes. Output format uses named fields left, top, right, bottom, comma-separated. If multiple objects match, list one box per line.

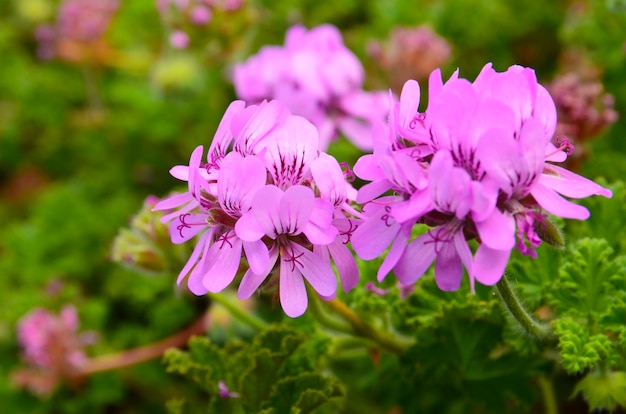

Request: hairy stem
left=76, top=311, right=209, bottom=376
left=495, top=275, right=552, bottom=340
left=207, top=292, right=267, bottom=331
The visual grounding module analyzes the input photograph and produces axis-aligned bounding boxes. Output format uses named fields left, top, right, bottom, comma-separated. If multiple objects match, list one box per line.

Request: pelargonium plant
left=153, top=99, right=360, bottom=317
left=233, top=24, right=389, bottom=151
left=351, top=63, right=612, bottom=292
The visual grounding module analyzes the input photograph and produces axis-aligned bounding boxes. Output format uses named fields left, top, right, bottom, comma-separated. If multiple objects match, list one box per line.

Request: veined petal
left=279, top=256, right=308, bottom=318
left=265, top=115, right=319, bottom=188
left=278, top=185, right=315, bottom=235
left=202, top=236, right=243, bottom=292
left=289, top=243, right=337, bottom=297
left=238, top=245, right=279, bottom=300
left=399, top=80, right=421, bottom=129
left=473, top=245, right=510, bottom=286
left=243, top=239, right=270, bottom=275
left=218, top=152, right=266, bottom=216
left=234, top=100, right=289, bottom=155
left=208, top=100, right=246, bottom=159
left=540, top=164, right=612, bottom=199
left=393, top=230, right=437, bottom=286
left=530, top=184, right=590, bottom=220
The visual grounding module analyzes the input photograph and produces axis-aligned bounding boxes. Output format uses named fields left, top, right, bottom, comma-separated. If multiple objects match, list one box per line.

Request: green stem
left=323, top=298, right=412, bottom=355
left=307, top=289, right=353, bottom=334
left=537, top=376, right=557, bottom=414
left=495, top=275, right=552, bottom=340
left=207, top=292, right=267, bottom=331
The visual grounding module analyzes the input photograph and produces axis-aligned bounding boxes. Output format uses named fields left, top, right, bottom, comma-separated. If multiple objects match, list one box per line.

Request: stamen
left=283, top=244, right=305, bottom=272
left=380, top=206, right=393, bottom=227
left=339, top=220, right=359, bottom=244
left=547, top=135, right=575, bottom=157
left=409, top=113, right=426, bottom=130
left=215, top=229, right=234, bottom=249
left=339, top=162, right=356, bottom=183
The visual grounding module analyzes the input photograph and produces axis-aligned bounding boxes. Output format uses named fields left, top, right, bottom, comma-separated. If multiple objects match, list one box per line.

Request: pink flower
left=154, top=100, right=358, bottom=317
left=233, top=24, right=389, bottom=151
left=353, top=63, right=612, bottom=291
left=170, top=30, right=190, bottom=49
left=13, top=306, right=95, bottom=395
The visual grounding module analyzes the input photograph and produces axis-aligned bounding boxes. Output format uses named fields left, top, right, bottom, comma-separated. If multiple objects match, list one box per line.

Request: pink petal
left=303, top=221, right=338, bottom=245
left=290, top=243, right=337, bottom=297
left=377, top=223, right=411, bottom=282
left=153, top=192, right=195, bottom=212
left=453, top=231, right=474, bottom=291
left=353, top=153, right=385, bottom=181
left=208, top=100, right=246, bottom=158
left=393, top=231, right=437, bottom=286
left=327, top=240, right=359, bottom=292
left=279, top=256, right=308, bottom=318
left=352, top=207, right=400, bottom=260
left=238, top=245, right=279, bottom=300
left=169, top=213, right=209, bottom=244
left=540, top=165, right=612, bottom=199
left=278, top=185, right=315, bottom=235
left=530, top=184, right=590, bottom=220
left=475, top=209, right=515, bottom=250
left=234, top=210, right=265, bottom=242
left=356, top=179, right=392, bottom=204
left=243, top=239, right=269, bottom=275
left=249, top=185, right=283, bottom=238
left=310, top=153, right=347, bottom=206
left=202, top=236, right=243, bottom=292
left=218, top=153, right=266, bottom=215
left=399, top=80, right=421, bottom=128
left=434, top=241, right=463, bottom=291
left=473, top=245, right=510, bottom=286
left=391, top=188, right=433, bottom=224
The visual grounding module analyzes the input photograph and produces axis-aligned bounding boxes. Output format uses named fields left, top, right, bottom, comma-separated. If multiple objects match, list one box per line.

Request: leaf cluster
left=163, top=325, right=343, bottom=414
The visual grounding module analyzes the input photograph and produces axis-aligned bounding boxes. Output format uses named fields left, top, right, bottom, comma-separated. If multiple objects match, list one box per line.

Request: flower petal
left=473, top=245, right=510, bottom=286
left=290, top=243, right=337, bottom=297
left=377, top=223, right=411, bottom=282
left=475, top=208, right=515, bottom=250
left=530, top=184, right=590, bottom=220
left=310, top=152, right=347, bottom=206
left=238, top=245, right=279, bottom=300
left=434, top=241, right=463, bottom=291
left=279, top=256, right=308, bottom=318
left=202, top=236, right=243, bottom=292
left=243, top=239, right=269, bottom=275
left=393, top=230, right=437, bottom=286
left=540, top=164, right=612, bottom=199
left=218, top=153, right=267, bottom=216
left=327, top=239, right=359, bottom=292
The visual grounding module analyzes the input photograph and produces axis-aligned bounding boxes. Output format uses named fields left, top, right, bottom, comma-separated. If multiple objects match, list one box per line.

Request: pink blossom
left=353, top=63, right=612, bottom=291
left=154, top=100, right=358, bottom=317
left=233, top=24, right=389, bottom=151
left=170, top=30, right=190, bottom=49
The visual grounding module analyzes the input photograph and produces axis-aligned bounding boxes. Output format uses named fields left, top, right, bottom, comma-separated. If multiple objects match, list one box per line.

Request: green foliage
left=163, top=326, right=343, bottom=414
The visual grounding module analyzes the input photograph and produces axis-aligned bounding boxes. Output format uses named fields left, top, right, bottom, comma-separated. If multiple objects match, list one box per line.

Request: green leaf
left=262, top=372, right=344, bottom=414
left=573, top=369, right=626, bottom=412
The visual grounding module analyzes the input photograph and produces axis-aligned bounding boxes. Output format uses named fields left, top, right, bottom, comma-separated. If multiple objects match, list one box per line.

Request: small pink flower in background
left=12, top=305, right=95, bottom=395
left=154, top=99, right=359, bottom=317
left=170, top=29, right=190, bottom=49
left=233, top=24, right=389, bottom=151
left=34, top=0, right=119, bottom=63
left=368, top=25, right=452, bottom=93
left=352, top=63, right=612, bottom=292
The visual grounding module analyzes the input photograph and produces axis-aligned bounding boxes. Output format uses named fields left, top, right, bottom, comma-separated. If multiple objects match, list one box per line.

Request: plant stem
left=537, top=376, right=557, bottom=414
left=323, top=298, right=411, bottom=355
left=76, top=311, right=209, bottom=376
left=207, top=292, right=267, bottom=331
left=495, top=275, right=552, bottom=340
left=307, top=290, right=353, bottom=334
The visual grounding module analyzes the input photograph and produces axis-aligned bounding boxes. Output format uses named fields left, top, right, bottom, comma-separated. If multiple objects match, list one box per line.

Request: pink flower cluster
left=153, top=100, right=359, bottom=317
left=35, top=0, right=118, bottom=60
left=13, top=306, right=95, bottom=395
left=351, top=64, right=612, bottom=291
left=233, top=25, right=389, bottom=151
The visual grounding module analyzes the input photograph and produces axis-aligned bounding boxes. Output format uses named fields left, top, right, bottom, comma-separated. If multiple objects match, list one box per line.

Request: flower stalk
left=207, top=292, right=267, bottom=331
left=495, top=275, right=552, bottom=340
